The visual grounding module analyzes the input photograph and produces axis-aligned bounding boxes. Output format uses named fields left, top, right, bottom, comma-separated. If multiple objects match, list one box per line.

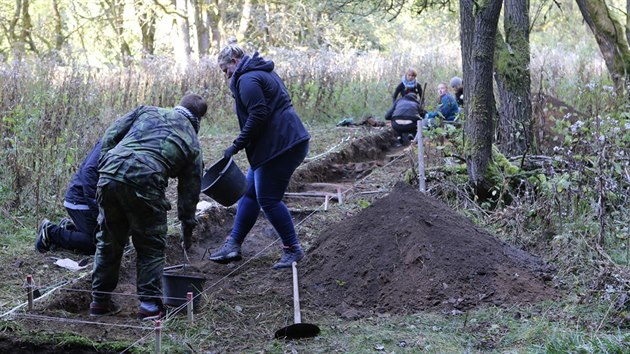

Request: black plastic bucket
left=201, top=157, right=247, bottom=206
left=162, top=272, right=206, bottom=308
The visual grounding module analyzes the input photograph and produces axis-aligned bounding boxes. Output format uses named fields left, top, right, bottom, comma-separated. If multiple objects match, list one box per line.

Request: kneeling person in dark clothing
left=89, top=94, right=207, bottom=320
left=36, top=140, right=102, bottom=255
left=384, top=93, right=424, bottom=146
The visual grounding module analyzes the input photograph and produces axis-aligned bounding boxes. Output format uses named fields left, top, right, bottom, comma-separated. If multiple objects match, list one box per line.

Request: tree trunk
left=6, top=0, right=25, bottom=59
left=626, top=0, right=630, bottom=106
left=237, top=0, right=252, bottom=42
left=51, top=0, right=64, bottom=52
left=172, top=0, right=192, bottom=70
left=576, top=0, right=630, bottom=98
left=460, top=0, right=503, bottom=196
left=208, top=0, right=222, bottom=49
left=494, top=0, right=533, bottom=157
left=191, top=0, right=210, bottom=57
left=101, top=0, right=132, bottom=65
left=20, top=0, right=37, bottom=54
left=134, top=0, right=157, bottom=57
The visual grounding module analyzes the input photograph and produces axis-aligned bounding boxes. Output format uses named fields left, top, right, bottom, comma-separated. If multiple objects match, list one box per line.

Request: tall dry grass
left=0, top=46, right=611, bottom=219
left=0, top=50, right=450, bottom=216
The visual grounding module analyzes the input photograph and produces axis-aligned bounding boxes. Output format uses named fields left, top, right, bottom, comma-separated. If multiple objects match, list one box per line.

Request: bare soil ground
left=1, top=126, right=558, bottom=352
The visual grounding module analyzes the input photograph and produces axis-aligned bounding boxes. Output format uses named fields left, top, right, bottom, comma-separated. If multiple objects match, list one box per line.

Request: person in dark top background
left=450, top=76, right=464, bottom=107
left=392, top=68, right=423, bottom=103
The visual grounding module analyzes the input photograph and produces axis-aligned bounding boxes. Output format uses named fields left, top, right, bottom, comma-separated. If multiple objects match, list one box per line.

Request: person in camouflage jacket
left=89, top=94, right=207, bottom=320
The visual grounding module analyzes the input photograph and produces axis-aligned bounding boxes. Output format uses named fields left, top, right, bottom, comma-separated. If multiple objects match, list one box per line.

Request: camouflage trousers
left=92, top=180, right=169, bottom=304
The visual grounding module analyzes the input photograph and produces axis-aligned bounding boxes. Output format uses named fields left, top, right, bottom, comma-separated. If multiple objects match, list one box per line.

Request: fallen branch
left=1, top=207, right=24, bottom=227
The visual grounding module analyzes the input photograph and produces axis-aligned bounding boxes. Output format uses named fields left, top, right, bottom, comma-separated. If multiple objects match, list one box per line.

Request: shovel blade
left=274, top=323, right=320, bottom=340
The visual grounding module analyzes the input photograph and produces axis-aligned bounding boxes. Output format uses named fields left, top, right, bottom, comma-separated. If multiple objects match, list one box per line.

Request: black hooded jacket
left=384, top=94, right=424, bottom=122
left=229, top=53, right=310, bottom=169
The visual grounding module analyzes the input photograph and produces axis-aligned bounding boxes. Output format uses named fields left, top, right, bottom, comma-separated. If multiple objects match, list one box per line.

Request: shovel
left=274, top=262, right=320, bottom=340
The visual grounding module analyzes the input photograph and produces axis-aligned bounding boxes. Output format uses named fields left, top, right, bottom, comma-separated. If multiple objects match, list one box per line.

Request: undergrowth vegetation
left=419, top=83, right=630, bottom=345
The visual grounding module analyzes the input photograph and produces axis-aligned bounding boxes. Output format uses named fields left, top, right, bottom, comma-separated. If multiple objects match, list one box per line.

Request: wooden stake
left=324, top=195, right=329, bottom=211
left=26, top=275, right=33, bottom=311
left=155, top=320, right=162, bottom=354
left=337, top=187, right=343, bottom=205
left=417, top=121, right=426, bottom=193
left=187, top=292, right=194, bottom=324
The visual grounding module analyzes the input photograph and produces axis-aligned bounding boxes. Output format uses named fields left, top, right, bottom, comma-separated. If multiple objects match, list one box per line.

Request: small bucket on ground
left=162, top=272, right=206, bottom=308
left=201, top=157, right=247, bottom=206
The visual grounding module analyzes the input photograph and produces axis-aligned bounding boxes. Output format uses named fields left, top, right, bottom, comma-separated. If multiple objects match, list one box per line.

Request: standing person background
left=450, top=76, right=464, bottom=107
left=208, top=44, right=310, bottom=270
left=89, top=94, right=207, bottom=320
left=392, top=68, right=423, bottom=104
left=36, top=140, right=102, bottom=255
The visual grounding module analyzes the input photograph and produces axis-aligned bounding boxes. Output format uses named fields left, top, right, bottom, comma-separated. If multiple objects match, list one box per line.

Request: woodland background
left=0, top=0, right=629, bottom=351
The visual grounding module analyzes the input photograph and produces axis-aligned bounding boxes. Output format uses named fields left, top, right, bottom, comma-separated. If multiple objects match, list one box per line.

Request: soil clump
left=302, top=182, right=558, bottom=318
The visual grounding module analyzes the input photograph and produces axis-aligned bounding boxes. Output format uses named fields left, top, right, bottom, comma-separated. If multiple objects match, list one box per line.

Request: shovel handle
left=292, top=261, right=301, bottom=324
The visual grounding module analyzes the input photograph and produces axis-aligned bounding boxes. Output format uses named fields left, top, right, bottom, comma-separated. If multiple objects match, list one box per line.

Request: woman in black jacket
left=208, top=44, right=311, bottom=269
left=392, top=68, right=423, bottom=103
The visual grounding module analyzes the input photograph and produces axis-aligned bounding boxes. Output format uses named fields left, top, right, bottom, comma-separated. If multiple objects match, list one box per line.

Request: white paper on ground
left=54, top=258, right=88, bottom=271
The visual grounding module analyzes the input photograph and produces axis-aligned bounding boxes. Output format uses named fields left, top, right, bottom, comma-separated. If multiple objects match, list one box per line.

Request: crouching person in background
left=89, top=94, right=207, bottom=320
left=384, top=92, right=424, bottom=147
left=423, top=83, right=459, bottom=129
left=36, top=140, right=102, bottom=255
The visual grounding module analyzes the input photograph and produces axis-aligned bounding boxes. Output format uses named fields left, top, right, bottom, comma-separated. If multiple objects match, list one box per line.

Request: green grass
left=145, top=300, right=628, bottom=353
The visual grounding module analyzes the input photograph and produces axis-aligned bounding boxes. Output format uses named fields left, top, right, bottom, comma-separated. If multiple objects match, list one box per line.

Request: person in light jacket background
left=424, top=83, right=459, bottom=128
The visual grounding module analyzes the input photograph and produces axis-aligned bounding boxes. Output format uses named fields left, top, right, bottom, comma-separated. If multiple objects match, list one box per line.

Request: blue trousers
left=230, top=141, right=309, bottom=247
left=47, top=207, right=98, bottom=254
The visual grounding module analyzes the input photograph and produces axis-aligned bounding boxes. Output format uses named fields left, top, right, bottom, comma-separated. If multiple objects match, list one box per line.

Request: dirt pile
left=302, top=182, right=557, bottom=318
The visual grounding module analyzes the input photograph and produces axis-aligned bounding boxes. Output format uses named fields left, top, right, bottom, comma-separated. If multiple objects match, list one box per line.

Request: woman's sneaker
left=208, top=238, right=242, bottom=264
left=89, top=300, right=121, bottom=317
left=35, top=219, right=53, bottom=253
left=272, top=245, right=304, bottom=269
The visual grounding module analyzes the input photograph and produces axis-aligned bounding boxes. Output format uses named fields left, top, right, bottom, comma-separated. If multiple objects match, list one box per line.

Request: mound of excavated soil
left=302, top=182, right=557, bottom=318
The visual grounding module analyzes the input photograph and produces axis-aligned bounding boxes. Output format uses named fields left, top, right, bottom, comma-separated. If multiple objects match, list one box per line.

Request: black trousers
left=391, top=119, right=418, bottom=143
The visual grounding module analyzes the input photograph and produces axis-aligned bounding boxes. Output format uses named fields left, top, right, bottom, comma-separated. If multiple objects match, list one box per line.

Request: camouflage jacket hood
left=98, top=105, right=203, bottom=226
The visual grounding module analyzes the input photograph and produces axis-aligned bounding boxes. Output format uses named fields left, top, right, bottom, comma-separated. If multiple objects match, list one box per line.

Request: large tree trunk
left=102, top=0, right=132, bottom=65
left=494, top=0, right=533, bottom=157
left=460, top=0, right=503, bottom=196
left=172, top=0, right=192, bottom=70
left=51, top=0, right=64, bottom=52
left=237, top=0, right=252, bottom=42
left=576, top=0, right=630, bottom=99
left=134, top=0, right=157, bottom=57
left=191, top=0, right=210, bottom=57
left=208, top=0, right=223, bottom=49
left=20, top=0, right=36, bottom=54
left=6, top=0, right=25, bottom=59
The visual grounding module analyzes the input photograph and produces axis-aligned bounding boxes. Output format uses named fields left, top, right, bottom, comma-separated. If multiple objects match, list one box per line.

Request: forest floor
left=0, top=123, right=626, bottom=353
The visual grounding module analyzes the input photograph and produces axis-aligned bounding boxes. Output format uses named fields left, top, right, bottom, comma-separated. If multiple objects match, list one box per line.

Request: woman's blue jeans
left=230, top=140, right=309, bottom=247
